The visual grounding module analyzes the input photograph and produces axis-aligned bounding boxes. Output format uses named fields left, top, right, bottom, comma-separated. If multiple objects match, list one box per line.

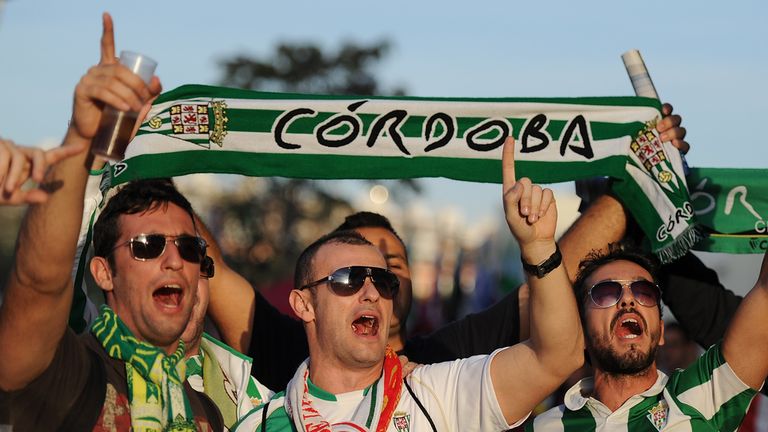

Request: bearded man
left=526, top=245, right=767, bottom=431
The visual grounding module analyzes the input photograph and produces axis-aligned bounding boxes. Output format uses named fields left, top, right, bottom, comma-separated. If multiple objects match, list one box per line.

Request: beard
left=586, top=324, right=660, bottom=376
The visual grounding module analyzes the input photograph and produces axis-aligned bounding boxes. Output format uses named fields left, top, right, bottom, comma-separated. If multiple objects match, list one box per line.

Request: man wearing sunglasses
left=526, top=245, right=766, bottom=431
left=233, top=137, right=585, bottom=431
left=0, top=15, right=224, bottom=430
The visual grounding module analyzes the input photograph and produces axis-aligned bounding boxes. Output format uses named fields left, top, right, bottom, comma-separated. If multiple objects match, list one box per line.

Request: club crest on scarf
left=630, top=120, right=678, bottom=190
left=646, top=400, right=668, bottom=431
left=148, top=100, right=228, bottom=148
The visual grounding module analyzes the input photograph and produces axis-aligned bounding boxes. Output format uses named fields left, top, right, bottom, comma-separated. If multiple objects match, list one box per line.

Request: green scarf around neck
left=90, top=304, right=196, bottom=431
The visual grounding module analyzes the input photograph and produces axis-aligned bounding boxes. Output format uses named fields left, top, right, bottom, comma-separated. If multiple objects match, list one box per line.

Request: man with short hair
left=526, top=245, right=766, bottom=431
left=0, top=14, right=223, bottom=430
left=233, top=137, right=585, bottom=431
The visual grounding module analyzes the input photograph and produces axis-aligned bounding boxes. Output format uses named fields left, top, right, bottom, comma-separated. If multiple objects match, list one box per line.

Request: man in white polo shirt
left=526, top=246, right=766, bottom=431
left=233, top=137, right=584, bottom=431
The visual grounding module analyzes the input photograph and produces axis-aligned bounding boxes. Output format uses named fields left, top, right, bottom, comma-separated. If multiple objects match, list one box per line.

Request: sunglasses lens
left=369, top=268, right=399, bottom=299
left=176, top=236, right=206, bottom=263
left=328, top=267, right=361, bottom=295
left=130, top=234, right=167, bottom=260
left=631, top=280, right=660, bottom=307
left=590, top=281, right=622, bottom=307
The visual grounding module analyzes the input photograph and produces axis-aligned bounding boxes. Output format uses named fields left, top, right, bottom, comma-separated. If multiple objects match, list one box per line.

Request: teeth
left=622, top=318, right=638, bottom=324
left=624, top=334, right=638, bottom=339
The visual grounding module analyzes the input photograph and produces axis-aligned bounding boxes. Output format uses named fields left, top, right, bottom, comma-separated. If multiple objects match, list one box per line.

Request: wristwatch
left=521, top=244, right=562, bottom=278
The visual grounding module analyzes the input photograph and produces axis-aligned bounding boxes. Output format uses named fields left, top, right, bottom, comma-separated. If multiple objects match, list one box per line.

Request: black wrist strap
left=521, top=243, right=562, bottom=278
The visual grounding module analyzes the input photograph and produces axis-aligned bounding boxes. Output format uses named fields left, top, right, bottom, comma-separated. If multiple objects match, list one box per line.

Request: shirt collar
left=564, top=370, right=669, bottom=411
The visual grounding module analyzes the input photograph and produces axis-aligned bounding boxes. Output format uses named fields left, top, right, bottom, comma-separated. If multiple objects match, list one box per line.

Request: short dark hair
left=93, top=179, right=196, bottom=268
left=333, top=212, right=407, bottom=260
left=294, top=230, right=373, bottom=290
left=573, top=243, right=662, bottom=322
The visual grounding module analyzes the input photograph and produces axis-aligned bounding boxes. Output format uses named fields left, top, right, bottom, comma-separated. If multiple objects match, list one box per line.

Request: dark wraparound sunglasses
left=301, top=266, right=399, bottom=299
left=588, top=279, right=661, bottom=308
left=109, top=233, right=207, bottom=264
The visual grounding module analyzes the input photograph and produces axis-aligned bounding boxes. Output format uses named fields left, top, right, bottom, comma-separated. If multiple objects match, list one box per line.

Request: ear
left=658, top=319, right=666, bottom=346
left=289, top=289, right=315, bottom=323
left=90, top=256, right=115, bottom=292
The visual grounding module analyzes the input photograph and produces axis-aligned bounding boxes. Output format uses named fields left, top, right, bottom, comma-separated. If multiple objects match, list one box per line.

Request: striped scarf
left=286, top=346, right=403, bottom=432
left=116, top=85, right=699, bottom=262
left=90, top=305, right=196, bottom=431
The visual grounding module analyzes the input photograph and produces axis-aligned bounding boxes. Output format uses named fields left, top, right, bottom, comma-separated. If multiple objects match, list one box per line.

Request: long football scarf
left=112, top=84, right=698, bottom=262
left=285, top=346, right=402, bottom=432
left=688, top=167, right=768, bottom=254
left=90, top=305, right=196, bottom=431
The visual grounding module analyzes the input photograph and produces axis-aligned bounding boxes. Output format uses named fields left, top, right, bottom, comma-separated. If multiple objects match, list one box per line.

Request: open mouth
left=153, top=285, right=183, bottom=308
left=352, top=315, right=379, bottom=336
left=615, top=317, right=644, bottom=339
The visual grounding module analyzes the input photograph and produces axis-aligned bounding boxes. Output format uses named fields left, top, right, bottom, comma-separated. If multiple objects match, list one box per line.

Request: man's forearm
left=524, top=242, right=583, bottom=368
left=0, top=131, right=90, bottom=390
left=12, top=131, right=90, bottom=294
left=722, top=252, right=768, bottom=390
left=559, top=194, right=627, bottom=281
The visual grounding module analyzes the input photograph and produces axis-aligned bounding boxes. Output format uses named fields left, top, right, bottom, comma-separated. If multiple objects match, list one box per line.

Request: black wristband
left=521, top=244, right=562, bottom=278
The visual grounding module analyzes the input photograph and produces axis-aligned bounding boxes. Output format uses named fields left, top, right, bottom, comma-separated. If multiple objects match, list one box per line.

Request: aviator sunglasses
left=587, top=279, right=661, bottom=308
left=301, top=266, right=400, bottom=299
left=109, top=233, right=208, bottom=264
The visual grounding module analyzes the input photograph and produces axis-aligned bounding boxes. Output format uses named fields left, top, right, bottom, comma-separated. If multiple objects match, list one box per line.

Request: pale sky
left=1, top=0, right=765, bottom=287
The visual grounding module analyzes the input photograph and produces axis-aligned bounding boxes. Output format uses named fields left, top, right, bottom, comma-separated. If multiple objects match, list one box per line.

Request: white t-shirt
left=234, top=348, right=526, bottom=431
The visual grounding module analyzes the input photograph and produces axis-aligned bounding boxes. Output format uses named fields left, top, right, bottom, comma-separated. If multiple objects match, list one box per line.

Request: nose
left=359, top=276, right=380, bottom=303
left=161, top=239, right=185, bottom=270
left=618, top=283, right=636, bottom=307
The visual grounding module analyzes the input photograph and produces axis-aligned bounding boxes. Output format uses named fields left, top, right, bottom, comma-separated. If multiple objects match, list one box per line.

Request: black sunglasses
left=200, top=256, right=215, bottom=278
left=588, top=279, right=661, bottom=308
left=110, top=233, right=207, bottom=264
left=301, top=266, right=399, bottom=299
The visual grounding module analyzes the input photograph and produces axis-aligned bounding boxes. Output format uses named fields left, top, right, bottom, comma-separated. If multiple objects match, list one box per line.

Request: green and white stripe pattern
left=687, top=167, right=768, bottom=254
left=526, top=343, right=756, bottom=431
left=114, top=84, right=696, bottom=261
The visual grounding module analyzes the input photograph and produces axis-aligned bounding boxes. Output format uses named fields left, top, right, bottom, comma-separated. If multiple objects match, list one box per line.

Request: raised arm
left=722, top=251, right=768, bottom=390
left=489, top=137, right=583, bottom=425
left=195, top=215, right=256, bottom=353
left=0, top=14, right=161, bottom=390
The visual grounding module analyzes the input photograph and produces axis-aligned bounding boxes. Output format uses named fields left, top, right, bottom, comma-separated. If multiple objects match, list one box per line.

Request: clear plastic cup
left=90, top=51, right=157, bottom=162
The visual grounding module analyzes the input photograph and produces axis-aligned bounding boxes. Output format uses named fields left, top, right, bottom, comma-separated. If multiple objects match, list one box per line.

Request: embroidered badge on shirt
left=392, top=412, right=410, bottom=432
left=646, top=400, right=668, bottom=431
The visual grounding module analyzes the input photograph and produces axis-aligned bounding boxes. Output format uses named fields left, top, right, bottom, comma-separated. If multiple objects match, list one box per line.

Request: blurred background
left=0, top=0, right=765, bottom=333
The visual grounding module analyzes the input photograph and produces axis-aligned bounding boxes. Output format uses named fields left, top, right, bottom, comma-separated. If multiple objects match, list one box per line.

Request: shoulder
left=526, top=403, right=591, bottom=431
left=232, top=392, right=293, bottom=432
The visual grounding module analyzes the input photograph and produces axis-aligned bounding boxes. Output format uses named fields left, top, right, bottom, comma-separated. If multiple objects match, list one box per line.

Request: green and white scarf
left=90, top=305, right=196, bottom=431
left=688, top=167, right=768, bottom=254
left=110, top=84, right=698, bottom=262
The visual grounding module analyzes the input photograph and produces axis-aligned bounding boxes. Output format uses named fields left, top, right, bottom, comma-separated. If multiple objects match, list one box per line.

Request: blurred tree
left=220, top=41, right=405, bottom=96
left=213, top=41, right=419, bottom=295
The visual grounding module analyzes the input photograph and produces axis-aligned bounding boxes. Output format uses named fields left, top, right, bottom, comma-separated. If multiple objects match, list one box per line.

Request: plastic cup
left=90, top=51, right=157, bottom=162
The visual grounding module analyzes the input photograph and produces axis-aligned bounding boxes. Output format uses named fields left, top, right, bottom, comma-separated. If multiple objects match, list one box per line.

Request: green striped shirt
left=526, top=342, right=756, bottom=431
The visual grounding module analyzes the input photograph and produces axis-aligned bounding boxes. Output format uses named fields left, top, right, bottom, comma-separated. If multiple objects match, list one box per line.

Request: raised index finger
left=502, top=136, right=517, bottom=195
left=100, top=12, right=117, bottom=65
